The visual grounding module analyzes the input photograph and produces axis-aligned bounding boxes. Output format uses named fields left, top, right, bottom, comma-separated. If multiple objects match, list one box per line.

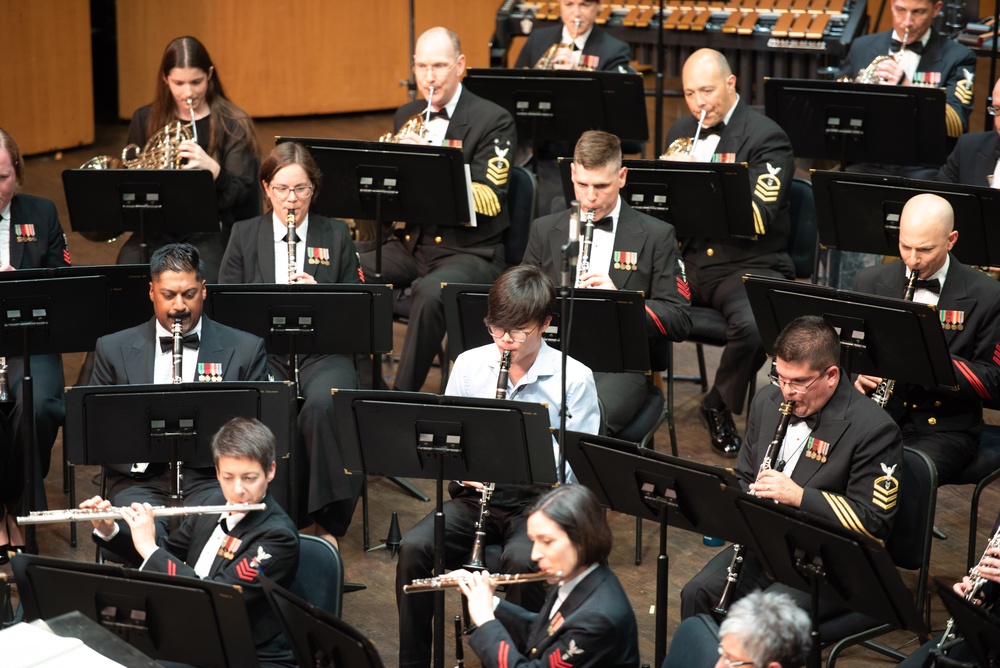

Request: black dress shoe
left=701, top=406, right=742, bottom=457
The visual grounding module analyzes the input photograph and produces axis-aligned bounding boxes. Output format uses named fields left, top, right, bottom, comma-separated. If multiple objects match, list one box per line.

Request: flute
left=18, top=502, right=266, bottom=525
left=404, top=570, right=561, bottom=593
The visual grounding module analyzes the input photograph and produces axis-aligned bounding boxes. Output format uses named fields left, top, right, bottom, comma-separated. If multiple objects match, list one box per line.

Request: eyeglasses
left=767, top=366, right=827, bottom=394
left=988, top=106, right=1000, bottom=116
left=269, top=184, right=314, bottom=199
left=717, top=646, right=754, bottom=668
left=413, top=61, right=457, bottom=77
left=486, top=325, right=536, bottom=343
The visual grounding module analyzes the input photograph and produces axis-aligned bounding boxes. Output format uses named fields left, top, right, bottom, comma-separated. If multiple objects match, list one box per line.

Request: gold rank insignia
left=873, top=462, right=899, bottom=511
left=487, top=139, right=511, bottom=186
left=471, top=183, right=501, bottom=217
left=955, top=68, right=974, bottom=105
left=754, top=163, right=782, bottom=204
left=940, top=310, right=965, bottom=331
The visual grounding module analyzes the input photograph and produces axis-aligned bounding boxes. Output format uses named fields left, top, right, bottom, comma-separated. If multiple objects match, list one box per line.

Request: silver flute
left=18, top=502, right=266, bottom=525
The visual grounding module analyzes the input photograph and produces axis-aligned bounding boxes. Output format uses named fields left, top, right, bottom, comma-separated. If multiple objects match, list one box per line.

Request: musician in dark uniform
left=521, top=130, right=691, bottom=434
left=117, top=36, right=260, bottom=282
left=513, top=0, right=631, bottom=72
left=854, top=194, right=1000, bottom=484
left=83, top=417, right=299, bottom=668
left=93, top=243, right=268, bottom=534
left=395, top=265, right=600, bottom=668
left=357, top=27, right=515, bottom=393
left=0, top=127, right=71, bottom=557
left=664, top=48, right=795, bottom=458
left=681, top=315, right=903, bottom=619
left=937, top=77, right=1000, bottom=187
left=220, top=141, right=363, bottom=546
left=453, top=484, right=640, bottom=668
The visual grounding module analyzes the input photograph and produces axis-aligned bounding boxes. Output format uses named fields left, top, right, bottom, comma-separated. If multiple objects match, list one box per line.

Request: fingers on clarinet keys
left=701, top=406, right=742, bottom=458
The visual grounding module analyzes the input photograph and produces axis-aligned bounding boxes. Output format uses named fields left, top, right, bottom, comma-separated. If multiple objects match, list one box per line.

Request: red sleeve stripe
left=167, top=560, right=176, bottom=576
left=953, top=359, right=991, bottom=400
left=498, top=641, right=509, bottom=668
left=549, top=651, right=572, bottom=668
left=645, top=304, right=667, bottom=336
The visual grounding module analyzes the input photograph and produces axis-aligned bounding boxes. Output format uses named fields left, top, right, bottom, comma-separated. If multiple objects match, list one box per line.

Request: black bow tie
left=701, top=121, right=726, bottom=136
left=282, top=231, right=299, bottom=244
left=159, top=332, right=200, bottom=353
left=890, top=39, right=923, bottom=54
left=427, top=109, right=449, bottom=121
left=591, top=216, right=613, bottom=231
left=914, top=278, right=940, bottom=295
left=790, top=414, right=818, bottom=430
left=218, top=517, right=231, bottom=535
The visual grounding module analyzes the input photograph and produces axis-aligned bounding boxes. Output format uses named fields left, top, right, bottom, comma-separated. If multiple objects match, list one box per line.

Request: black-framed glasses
left=486, top=325, right=536, bottom=343
left=269, top=184, right=314, bottom=199
left=717, top=646, right=754, bottom=667
left=988, top=105, right=1000, bottom=116
left=767, top=366, right=827, bottom=394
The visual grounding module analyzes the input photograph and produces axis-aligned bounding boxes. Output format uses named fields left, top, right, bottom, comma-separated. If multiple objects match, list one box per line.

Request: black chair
left=819, top=446, right=937, bottom=667
left=948, top=423, right=1000, bottom=570
left=504, top=165, right=538, bottom=266
left=289, top=534, right=344, bottom=617
left=661, top=613, right=720, bottom=668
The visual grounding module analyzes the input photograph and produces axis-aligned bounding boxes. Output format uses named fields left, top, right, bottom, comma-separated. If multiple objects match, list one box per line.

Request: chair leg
left=68, top=461, right=76, bottom=548
left=635, top=515, right=643, bottom=566
left=695, top=344, right=708, bottom=392
left=362, top=477, right=370, bottom=551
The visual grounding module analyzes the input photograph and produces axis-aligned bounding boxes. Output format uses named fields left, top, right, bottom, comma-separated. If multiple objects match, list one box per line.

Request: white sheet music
left=1, top=622, right=126, bottom=668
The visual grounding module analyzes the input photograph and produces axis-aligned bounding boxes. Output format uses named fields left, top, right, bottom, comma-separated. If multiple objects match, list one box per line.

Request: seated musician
left=937, top=77, right=1000, bottom=187
left=854, top=194, right=1000, bottom=484
left=450, top=484, right=640, bottom=668
left=681, top=315, right=902, bottom=619
left=513, top=0, right=631, bottom=72
left=82, top=417, right=299, bottom=668
left=521, top=130, right=691, bottom=434
left=356, top=26, right=515, bottom=394
left=395, top=264, right=600, bottom=668
left=219, top=141, right=362, bottom=547
left=839, top=0, right=974, bottom=180
left=92, top=243, right=268, bottom=535
left=0, top=127, right=71, bottom=559
left=663, top=48, right=795, bottom=458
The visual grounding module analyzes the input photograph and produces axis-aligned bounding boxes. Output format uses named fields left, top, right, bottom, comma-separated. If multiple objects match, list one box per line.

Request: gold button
left=707, top=248, right=715, bottom=257
left=928, top=417, right=937, bottom=425
left=933, top=400, right=942, bottom=407
left=531, top=648, right=538, bottom=655
left=435, top=236, right=443, bottom=244
left=404, top=234, right=411, bottom=242
left=902, top=402, right=908, bottom=408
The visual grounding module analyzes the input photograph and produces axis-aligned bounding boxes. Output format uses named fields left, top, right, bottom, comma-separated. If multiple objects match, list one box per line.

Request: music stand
left=564, top=430, right=743, bottom=668
left=64, top=382, right=293, bottom=513
left=811, top=170, right=1000, bottom=266
left=763, top=78, right=947, bottom=167
left=62, top=169, right=219, bottom=263
left=261, top=575, right=386, bottom=668
left=556, top=158, right=757, bottom=238
left=936, top=580, right=1000, bottom=666
left=333, top=389, right=556, bottom=668
left=13, top=553, right=259, bottom=668
left=442, top=283, right=650, bottom=372
left=744, top=275, right=957, bottom=389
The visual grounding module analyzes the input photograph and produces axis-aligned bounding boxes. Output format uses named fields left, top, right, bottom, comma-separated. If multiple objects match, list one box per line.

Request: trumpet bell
left=379, top=114, right=428, bottom=143
left=660, top=137, right=694, bottom=159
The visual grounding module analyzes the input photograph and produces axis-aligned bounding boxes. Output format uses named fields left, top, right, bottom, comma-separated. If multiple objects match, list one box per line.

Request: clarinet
left=714, top=400, right=795, bottom=615
left=938, top=524, right=1000, bottom=654
left=286, top=209, right=297, bottom=283
left=464, top=350, right=510, bottom=570
left=871, top=270, right=919, bottom=408
left=576, top=209, right=596, bottom=287
left=171, top=316, right=184, bottom=384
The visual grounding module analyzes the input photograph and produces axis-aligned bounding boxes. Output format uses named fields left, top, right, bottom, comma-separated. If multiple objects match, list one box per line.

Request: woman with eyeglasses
left=116, top=36, right=260, bottom=282
left=219, top=141, right=362, bottom=548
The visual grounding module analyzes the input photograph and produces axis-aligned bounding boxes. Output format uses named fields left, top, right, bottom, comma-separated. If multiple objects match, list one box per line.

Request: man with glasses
left=854, top=193, right=1000, bottom=483
left=357, top=26, right=516, bottom=394
left=680, top=315, right=902, bottom=619
left=938, top=77, right=1000, bottom=187
left=395, top=265, right=600, bottom=668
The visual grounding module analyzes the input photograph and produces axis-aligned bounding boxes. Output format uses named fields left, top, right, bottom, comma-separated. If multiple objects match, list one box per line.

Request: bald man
left=937, top=77, right=1000, bottom=187
left=664, top=48, right=795, bottom=458
left=854, top=194, right=1000, bottom=482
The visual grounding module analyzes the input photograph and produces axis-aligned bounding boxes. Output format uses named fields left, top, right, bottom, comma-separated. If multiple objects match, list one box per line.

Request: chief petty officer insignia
left=14, top=224, right=36, bottom=243
left=487, top=139, right=511, bottom=187
left=873, top=462, right=899, bottom=511
left=754, top=163, right=782, bottom=204
left=955, top=68, right=975, bottom=105
left=198, top=362, right=223, bottom=382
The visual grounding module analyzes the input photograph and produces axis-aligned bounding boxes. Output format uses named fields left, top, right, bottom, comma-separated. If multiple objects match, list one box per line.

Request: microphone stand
left=557, top=203, right=582, bottom=484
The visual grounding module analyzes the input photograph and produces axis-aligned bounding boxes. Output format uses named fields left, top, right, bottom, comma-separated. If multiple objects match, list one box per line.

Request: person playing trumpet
left=395, top=265, right=600, bottom=668
left=513, top=0, right=631, bottom=72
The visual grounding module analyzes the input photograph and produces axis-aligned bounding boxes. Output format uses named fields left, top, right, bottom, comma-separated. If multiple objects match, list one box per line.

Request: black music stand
left=557, top=158, right=757, bottom=238
left=442, top=284, right=650, bottom=372
left=936, top=580, right=1000, bottom=666
left=763, top=78, right=947, bottom=167
left=564, top=431, right=743, bottom=668
left=333, top=389, right=556, bottom=668
left=811, top=170, right=1000, bottom=266
left=64, top=382, right=293, bottom=512
left=62, top=169, right=219, bottom=263
left=743, top=275, right=957, bottom=389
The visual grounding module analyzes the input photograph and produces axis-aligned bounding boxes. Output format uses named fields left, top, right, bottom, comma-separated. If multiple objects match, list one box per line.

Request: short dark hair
left=259, top=142, right=323, bottom=208
left=0, top=127, right=24, bottom=188
left=211, top=417, right=276, bottom=471
left=573, top=130, right=622, bottom=172
left=773, top=315, right=839, bottom=373
left=529, top=484, right=612, bottom=567
left=486, top=265, right=555, bottom=330
left=720, top=591, right=811, bottom=668
left=149, top=242, right=205, bottom=281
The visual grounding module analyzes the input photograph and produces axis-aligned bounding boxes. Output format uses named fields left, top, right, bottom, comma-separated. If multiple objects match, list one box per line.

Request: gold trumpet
left=403, top=570, right=561, bottom=593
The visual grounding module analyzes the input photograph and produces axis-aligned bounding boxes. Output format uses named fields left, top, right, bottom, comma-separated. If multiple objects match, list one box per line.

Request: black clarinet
left=171, top=316, right=184, bottom=384
left=871, top=270, right=918, bottom=407
left=713, top=400, right=795, bottom=615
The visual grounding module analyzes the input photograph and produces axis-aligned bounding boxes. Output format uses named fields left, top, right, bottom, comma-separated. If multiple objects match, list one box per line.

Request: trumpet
left=171, top=316, right=184, bottom=384
left=286, top=209, right=298, bottom=283
left=380, top=86, right=433, bottom=143
left=576, top=209, right=596, bottom=287
left=404, top=570, right=561, bottom=593
left=938, top=524, right=1000, bottom=653
left=17, top=502, right=266, bottom=525
left=871, top=270, right=918, bottom=407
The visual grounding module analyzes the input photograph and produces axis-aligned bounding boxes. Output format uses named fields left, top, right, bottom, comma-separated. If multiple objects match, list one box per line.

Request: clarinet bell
left=385, top=511, right=402, bottom=558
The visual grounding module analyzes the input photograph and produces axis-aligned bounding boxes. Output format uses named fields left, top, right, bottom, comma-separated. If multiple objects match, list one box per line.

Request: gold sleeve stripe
left=822, top=491, right=877, bottom=540
left=945, top=106, right=964, bottom=138
left=472, top=182, right=501, bottom=217
left=752, top=202, right=765, bottom=235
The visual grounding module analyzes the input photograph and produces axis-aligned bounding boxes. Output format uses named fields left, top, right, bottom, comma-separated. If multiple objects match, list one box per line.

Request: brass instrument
left=187, top=97, right=199, bottom=144
left=171, top=316, right=184, bottom=384
left=464, top=350, right=511, bottom=570
left=871, top=270, right=919, bottom=408
left=576, top=210, right=596, bottom=287
left=660, top=109, right=707, bottom=159
left=536, top=18, right=586, bottom=70
left=286, top=209, right=298, bottom=283
left=380, top=86, right=433, bottom=143
left=938, top=524, right=1000, bottom=654
left=714, top=401, right=795, bottom=614
left=17, top=502, right=266, bottom=525
left=846, top=27, right=909, bottom=84
left=404, top=570, right=561, bottom=593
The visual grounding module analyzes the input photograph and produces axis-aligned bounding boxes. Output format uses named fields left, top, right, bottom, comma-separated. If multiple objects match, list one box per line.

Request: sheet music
left=1, top=622, right=126, bottom=668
